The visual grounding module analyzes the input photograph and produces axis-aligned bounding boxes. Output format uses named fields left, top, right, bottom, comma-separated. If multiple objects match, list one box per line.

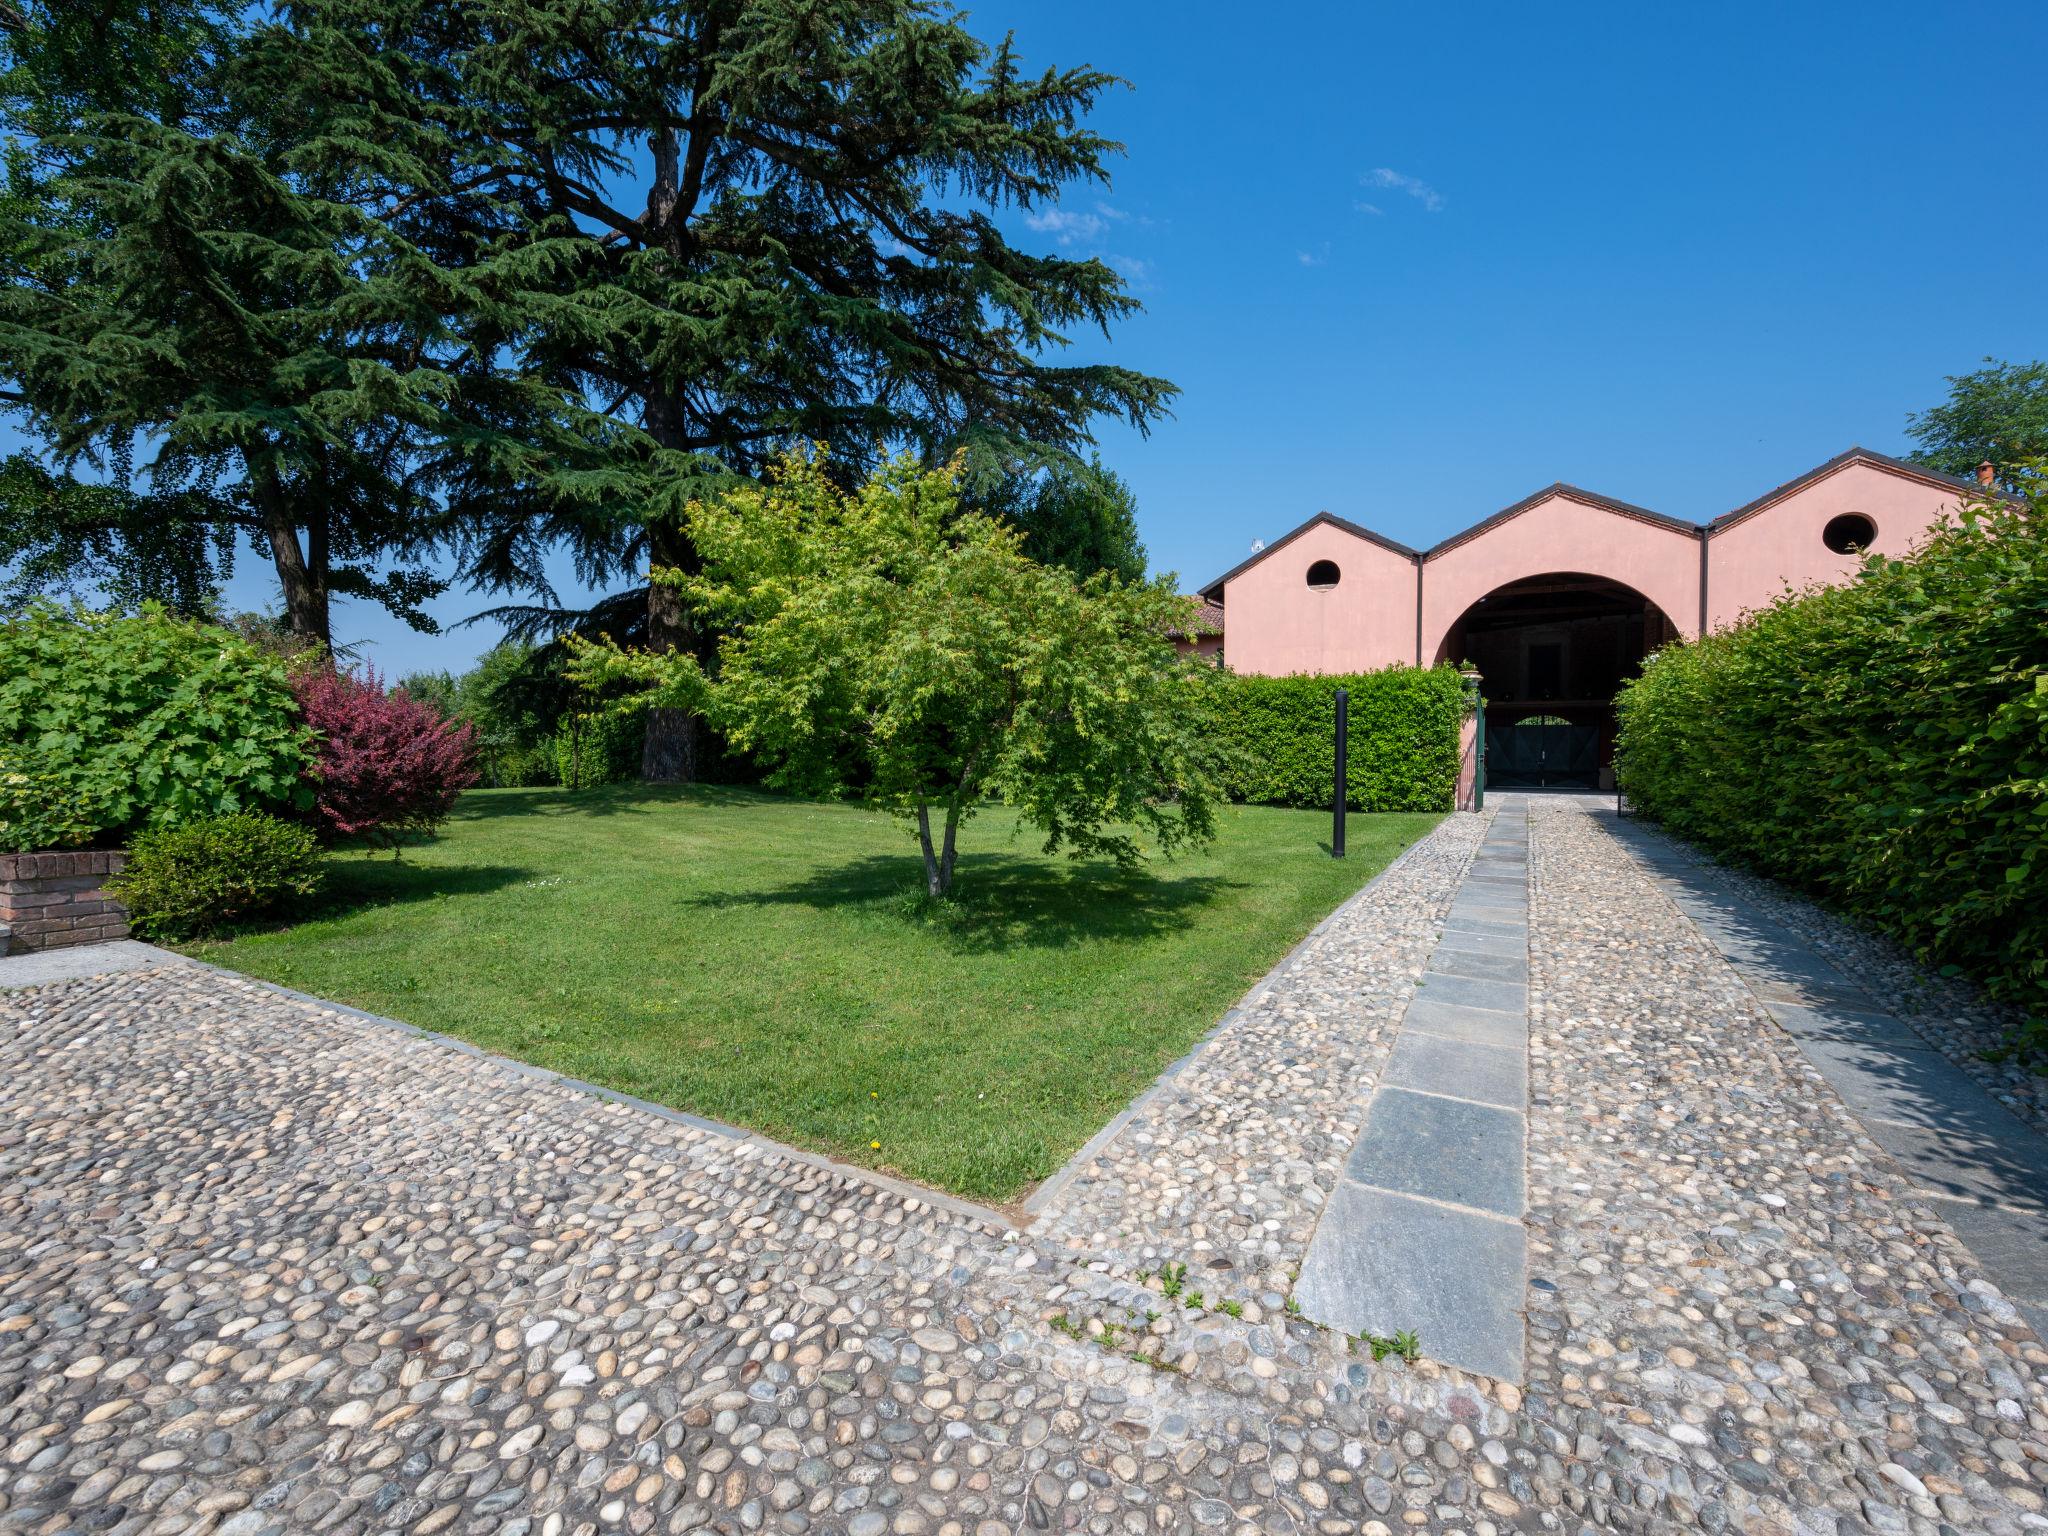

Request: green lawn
left=191, top=787, right=1438, bottom=1203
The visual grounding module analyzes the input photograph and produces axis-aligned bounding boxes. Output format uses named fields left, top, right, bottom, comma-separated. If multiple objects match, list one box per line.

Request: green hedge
left=1206, top=664, right=1466, bottom=811
left=1615, top=488, right=2048, bottom=1046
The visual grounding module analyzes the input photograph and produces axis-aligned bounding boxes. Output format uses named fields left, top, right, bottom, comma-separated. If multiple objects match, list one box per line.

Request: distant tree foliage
left=1906, top=359, right=2048, bottom=489
left=568, top=450, right=1220, bottom=898
left=954, top=444, right=1148, bottom=584
left=401, top=642, right=566, bottom=787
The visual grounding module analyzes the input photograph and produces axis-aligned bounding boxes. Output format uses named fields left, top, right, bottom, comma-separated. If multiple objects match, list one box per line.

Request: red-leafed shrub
left=293, top=667, right=477, bottom=849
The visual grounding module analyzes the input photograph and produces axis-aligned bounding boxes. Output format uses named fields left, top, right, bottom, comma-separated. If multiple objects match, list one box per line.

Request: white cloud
left=1095, top=200, right=1131, bottom=222
left=1361, top=167, right=1443, bottom=212
left=1297, top=243, right=1331, bottom=267
left=1024, top=207, right=1107, bottom=245
left=1354, top=201, right=1384, bottom=216
left=1105, top=252, right=1154, bottom=286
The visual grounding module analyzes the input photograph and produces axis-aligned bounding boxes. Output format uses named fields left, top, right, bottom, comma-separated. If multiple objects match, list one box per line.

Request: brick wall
left=0, top=851, right=130, bottom=953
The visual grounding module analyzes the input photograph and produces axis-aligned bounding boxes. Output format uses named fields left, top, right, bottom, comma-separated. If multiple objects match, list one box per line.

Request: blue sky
left=198, top=0, right=2048, bottom=672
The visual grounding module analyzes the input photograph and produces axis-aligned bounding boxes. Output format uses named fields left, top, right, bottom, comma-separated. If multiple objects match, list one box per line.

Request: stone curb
left=1019, top=812, right=1476, bottom=1221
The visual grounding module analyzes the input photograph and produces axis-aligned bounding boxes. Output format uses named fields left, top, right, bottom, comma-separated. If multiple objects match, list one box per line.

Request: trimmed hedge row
left=1615, top=489, right=2048, bottom=1048
left=1206, top=664, right=1466, bottom=812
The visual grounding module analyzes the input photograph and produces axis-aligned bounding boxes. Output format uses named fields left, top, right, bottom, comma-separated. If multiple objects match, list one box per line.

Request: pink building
left=1197, top=447, right=1989, bottom=788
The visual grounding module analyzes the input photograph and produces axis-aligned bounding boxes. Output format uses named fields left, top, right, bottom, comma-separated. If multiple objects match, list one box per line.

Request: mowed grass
left=191, top=786, right=1439, bottom=1203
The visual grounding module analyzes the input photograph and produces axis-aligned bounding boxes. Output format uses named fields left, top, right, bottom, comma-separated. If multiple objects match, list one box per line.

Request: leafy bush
left=1204, top=666, right=1467, bottom=811
left=0, top=603, right=314, bottom=853
left=1615, top=484, right=2048, bottom=1045
left=108, top=811, right=325, bottom=940
left=554, top=701, right=649, bottom=789
left=294, top=667, right=478, bottom=848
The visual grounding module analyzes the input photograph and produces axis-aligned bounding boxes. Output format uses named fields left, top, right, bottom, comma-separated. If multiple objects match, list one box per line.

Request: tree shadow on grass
left=308, top=860, right=540, bottom=917
left=450, top=783, right=773, bottom=823
left=683, top=851, right=1243, bottom=953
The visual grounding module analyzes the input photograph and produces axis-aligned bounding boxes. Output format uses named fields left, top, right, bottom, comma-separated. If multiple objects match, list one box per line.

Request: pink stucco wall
left=1705, top=461, right=1961, bottom=629
left=1220, top=521, right=1418, bottom=675
left=1210, top=454, right=1978, bottom=679
left=1419, top=493, right=1702, bottom=664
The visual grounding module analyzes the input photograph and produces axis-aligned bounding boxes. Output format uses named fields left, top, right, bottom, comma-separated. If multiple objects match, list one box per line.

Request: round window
left=1306, top=559, right=1341, bottom=591
left=1822, top=513, right=1876, bottom=554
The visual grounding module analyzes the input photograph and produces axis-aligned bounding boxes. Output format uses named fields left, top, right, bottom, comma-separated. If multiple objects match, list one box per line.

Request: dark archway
left=1437, top=573, right=1680, bottom=789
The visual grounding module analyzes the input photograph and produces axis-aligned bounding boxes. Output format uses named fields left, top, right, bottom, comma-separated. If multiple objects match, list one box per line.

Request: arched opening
left=1436, top=572, right=1679, bottom=790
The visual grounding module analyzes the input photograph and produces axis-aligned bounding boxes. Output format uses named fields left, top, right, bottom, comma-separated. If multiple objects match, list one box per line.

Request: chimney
left=1976, top=461, right=1997, bottom=488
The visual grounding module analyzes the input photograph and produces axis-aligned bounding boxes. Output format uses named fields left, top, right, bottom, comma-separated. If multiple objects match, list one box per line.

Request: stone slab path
left=4, top=799, right=2048, bottom=1536
left=1296, top=801, right=1530, bottom=1382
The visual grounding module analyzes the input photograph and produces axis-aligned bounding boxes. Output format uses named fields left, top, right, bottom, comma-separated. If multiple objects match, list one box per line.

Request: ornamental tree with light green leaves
left=569, top=450, right=1225, bottom=898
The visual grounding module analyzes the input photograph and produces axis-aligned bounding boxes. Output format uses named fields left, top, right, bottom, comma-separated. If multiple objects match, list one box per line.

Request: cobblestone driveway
left=3, top=797, right=2046, bottom=1536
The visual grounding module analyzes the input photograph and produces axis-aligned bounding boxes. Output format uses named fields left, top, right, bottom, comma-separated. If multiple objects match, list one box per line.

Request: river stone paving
left=1519, top=795, right=2048, bottom=1536
left=1605, top=816, right=2048, bottom=1141
left=4, top=799, right=2048, bottom=1536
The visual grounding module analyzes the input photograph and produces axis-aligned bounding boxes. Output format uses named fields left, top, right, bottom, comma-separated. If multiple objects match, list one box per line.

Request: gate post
left=1457, top=667, right=1485, bottom=812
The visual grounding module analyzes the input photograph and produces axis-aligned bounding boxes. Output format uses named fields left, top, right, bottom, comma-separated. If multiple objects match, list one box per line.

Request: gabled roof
left=1197, top=447, right=1997, bottom=603
left=1708, top=445, right=1992, bottom=531
left=1196, top=512, right=1418, bottom=601
left=1420, top=482, right=1695, bottom=558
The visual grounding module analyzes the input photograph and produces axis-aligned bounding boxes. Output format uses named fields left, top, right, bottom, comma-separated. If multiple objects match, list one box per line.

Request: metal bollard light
left=1333, top=686, right=1348, bottom=858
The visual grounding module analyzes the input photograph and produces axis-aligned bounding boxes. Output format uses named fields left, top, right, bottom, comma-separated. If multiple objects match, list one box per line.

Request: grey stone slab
left=1793, top=1034, right=2038, bottom=1141
left=1447, top=902, right=1529, bottom=927
left=1344, top=1087, right=1524, bottom=1216
left=1430, top=946, right=1528, bottom=984
left=1415, top=970, right=1526, bottom=1014
left=0, top=939, right=187, bottom=990
left=1461, top=887, right=1528, bottom=911
left=1295, top=1183, right=1525, bottom=1381
left=1763, top=999, right=1932, bottom=1050
left=2021, top=1301, right=2048, bottom=1344
left=1720, top=943, right=1858, bottom=995
left=1442, top=915, right=1527, bottom=940
left=1463, top=871, right=1527, bottom=892
left=1864, top=1120, right=2048, bottom=1212
left=1926, top=1198, right=2048, bottom=1304
left=1746, top=974, right=1874, bottom=1009
left=1434, top=928, right=1526, bottom=960
left=1403, top=997, right=1528, bottom=1049
left=1382, top=1030, right=1525, bottom=1109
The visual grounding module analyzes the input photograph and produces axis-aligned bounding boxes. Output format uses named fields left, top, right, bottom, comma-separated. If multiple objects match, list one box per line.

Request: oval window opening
left=1306, top=559, right=1341, bottom=591
left=1822, top=513, right=1876, bottom=554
